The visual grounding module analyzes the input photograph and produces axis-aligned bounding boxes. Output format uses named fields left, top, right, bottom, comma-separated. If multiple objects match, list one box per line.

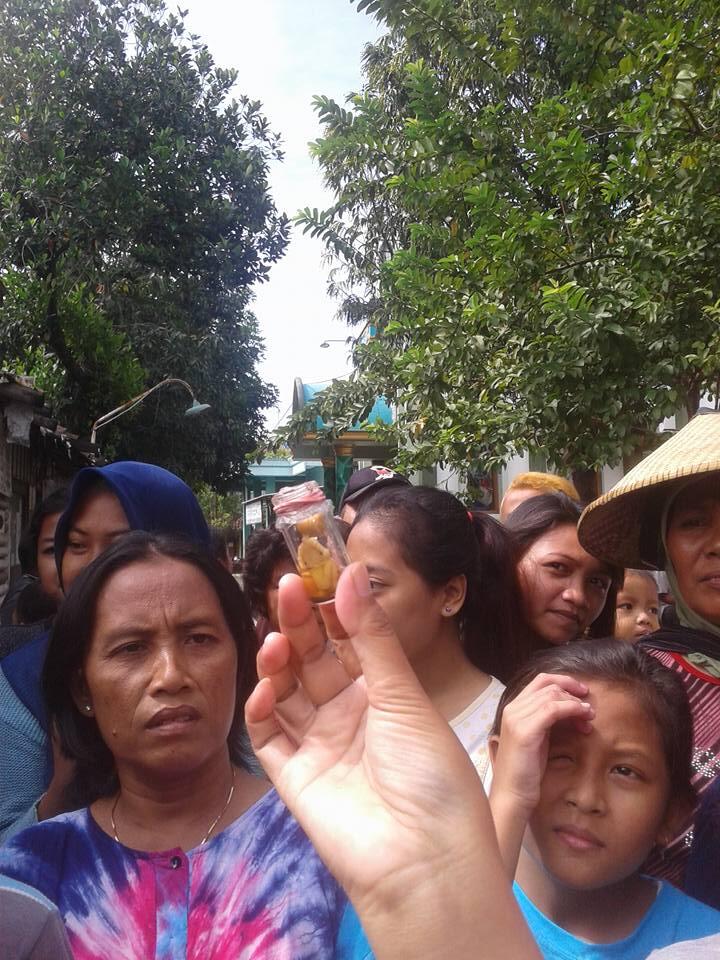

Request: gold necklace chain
left=110, top=766, right=236, bottom=847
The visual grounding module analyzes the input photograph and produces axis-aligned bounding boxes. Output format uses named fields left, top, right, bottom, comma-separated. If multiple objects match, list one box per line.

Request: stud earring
left=444, top=606, right=453, bottom=614
left=84, top=704, right=92, bottom=713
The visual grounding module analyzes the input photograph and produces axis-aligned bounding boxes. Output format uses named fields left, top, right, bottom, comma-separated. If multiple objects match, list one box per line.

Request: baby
left=615, top=569, right=660, bottom=643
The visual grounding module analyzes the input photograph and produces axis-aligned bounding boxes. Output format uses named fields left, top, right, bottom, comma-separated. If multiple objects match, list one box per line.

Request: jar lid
left=272, top=480, right=327, bottom=515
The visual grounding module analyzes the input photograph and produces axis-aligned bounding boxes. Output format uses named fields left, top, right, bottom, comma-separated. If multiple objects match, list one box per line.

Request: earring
left=444, top=606, right=453, bottom=614
left=84, top=704, right=92, bottom=713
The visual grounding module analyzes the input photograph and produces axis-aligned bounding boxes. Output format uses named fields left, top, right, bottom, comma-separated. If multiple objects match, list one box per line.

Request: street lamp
left=90, top=378, right=211, bottom=445
left=320, top=337, right=354, bottom=348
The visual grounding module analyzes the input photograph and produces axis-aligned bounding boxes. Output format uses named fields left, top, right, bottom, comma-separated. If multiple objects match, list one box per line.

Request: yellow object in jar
left=297, top=535, right=339, bottom=601
left=296, top=512, right=327, bottom=537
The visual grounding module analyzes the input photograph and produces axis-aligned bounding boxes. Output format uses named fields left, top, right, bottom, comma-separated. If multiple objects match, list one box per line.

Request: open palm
left=245, top=564, right=490, bottom=903
left=246, top=564, right=540, bottom=959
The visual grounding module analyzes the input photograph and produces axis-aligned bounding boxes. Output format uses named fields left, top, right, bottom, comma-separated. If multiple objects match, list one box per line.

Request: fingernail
left=350, top=563, right=372, bottom=597
left=581, top=702, right=592, bottom=710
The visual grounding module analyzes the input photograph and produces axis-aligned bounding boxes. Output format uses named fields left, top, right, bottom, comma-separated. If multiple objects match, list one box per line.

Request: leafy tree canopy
left=194, top=482, right=242, bottom=530
left=288, top=0, right=720, bottom=475
left=0, top=0, right=288, bottom=490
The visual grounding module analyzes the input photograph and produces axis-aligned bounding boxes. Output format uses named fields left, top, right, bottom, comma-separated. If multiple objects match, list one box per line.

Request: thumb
left=334, top=563, right=423, bottom=691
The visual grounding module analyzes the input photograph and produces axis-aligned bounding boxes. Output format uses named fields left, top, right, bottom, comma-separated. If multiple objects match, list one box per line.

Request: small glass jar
left=271, top=481, right=350, bottom=603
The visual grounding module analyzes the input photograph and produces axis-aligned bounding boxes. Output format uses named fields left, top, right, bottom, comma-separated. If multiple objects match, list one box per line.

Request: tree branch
left=44, top=287, right=93, bottom=389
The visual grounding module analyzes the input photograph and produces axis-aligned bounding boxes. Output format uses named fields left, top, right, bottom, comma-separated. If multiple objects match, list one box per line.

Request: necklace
left=111, top=766, right=236, bottom=847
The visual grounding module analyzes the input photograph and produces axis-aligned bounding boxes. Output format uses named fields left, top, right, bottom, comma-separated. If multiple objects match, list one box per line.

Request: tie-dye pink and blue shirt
left=0, top=788, right=347, bottom=959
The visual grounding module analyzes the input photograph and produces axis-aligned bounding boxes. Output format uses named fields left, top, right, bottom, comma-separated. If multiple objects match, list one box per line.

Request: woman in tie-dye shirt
left=0, top=788, right=344, bottom=960
left=0, top=533, right=347, bottom=959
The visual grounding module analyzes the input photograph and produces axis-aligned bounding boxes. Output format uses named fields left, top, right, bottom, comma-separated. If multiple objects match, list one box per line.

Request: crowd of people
left=1, top=414, right=720, bottom=959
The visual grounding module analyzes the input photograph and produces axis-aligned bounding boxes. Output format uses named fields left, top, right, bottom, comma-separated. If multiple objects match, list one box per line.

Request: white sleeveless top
left=450, top=675, right=505, bottom=789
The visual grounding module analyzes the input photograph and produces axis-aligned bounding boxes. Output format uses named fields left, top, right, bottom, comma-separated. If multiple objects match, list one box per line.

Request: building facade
left=0, top=373, right=92, bottom=604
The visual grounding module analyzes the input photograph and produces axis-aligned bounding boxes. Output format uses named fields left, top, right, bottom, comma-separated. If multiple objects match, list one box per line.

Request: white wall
left=600, top=462, right=624, bottom=494
left=434, top=463, right=463, bottom=495
left=499, top=454, right=531, bottom=498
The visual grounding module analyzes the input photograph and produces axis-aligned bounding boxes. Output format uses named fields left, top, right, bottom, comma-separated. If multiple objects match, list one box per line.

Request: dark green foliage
left=0, top=0, right=288, bottom=489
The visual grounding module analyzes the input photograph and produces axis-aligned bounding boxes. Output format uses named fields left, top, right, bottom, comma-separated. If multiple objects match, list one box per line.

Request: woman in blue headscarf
left=0, top=462, right=209, bottom=841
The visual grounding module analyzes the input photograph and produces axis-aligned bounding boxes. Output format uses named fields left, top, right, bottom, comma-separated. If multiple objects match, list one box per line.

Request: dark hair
left=43, top=531, right=257, bottom=806
left=14, top=580, right=58, bottom=624
left=17, top=487, right=68, bottom=575
left=209, top=526, right=232, bottom=566
left=353, top=485, right=531, bottom=681
left=242, top=526, right=292, bottom=619
left=491, top=639, right=696, bottom=809
left=506, top=491, right=622, bottom=640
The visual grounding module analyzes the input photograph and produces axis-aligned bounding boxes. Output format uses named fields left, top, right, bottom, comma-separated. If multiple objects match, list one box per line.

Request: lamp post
left=90, top=378, right=210, bottom=445
left=320, top=321, right=377, bottom=349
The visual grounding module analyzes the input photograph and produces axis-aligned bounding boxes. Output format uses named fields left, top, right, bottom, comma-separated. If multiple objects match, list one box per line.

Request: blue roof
left=303, top=382, right=392, bottom=430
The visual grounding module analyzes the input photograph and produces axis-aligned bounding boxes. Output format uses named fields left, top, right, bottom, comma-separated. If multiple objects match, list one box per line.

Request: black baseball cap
left=338, top=466, right=411, bottom=512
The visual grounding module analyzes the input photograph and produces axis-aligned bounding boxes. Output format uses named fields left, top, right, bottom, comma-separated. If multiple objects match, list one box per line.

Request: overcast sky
left=181, top=0, right=380, bottom=429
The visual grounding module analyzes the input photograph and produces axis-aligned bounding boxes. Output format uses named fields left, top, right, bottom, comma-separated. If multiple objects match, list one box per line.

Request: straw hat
left=578, top=412, right=720, bottom=569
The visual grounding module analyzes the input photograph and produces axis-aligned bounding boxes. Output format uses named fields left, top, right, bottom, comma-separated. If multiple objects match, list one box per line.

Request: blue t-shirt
left=515, top=881, right=720, bottom=959
left=335, top=880, right=720, bottom=960
left=337, top=904, right=372, bottom=960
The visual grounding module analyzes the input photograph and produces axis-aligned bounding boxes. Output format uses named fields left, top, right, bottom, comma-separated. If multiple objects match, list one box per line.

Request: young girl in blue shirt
left=335, top=639, right=720, bottom=959
left=486, top=640, right=720, bottom=959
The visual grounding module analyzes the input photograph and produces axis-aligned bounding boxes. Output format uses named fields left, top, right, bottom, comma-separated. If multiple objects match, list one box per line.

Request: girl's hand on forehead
left=489, top=674, right=595, bottom=878
left=491, top=673, right=594, bottom=816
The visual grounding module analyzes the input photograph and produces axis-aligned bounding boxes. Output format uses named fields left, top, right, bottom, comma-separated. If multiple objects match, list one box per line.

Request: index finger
left=521, top=672, right=590, bottom=699
left=277, top=573, right=353, bottom=704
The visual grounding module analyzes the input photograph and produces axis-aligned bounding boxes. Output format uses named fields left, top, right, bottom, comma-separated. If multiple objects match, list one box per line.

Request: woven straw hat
left=578, top=412, right=720, bottom=569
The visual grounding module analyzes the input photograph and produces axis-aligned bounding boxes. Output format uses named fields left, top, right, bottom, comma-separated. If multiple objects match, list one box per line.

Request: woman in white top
left=345, top=485, right=531, bottom=782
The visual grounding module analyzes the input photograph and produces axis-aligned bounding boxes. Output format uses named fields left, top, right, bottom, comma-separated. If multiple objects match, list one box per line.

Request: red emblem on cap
left=371, top=466, right=396, bottom=479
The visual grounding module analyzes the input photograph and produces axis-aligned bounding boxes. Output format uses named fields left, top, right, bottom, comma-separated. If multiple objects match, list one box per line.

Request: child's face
left=615, top=574, right=660, bottom=643
left=526, top=681, right=674, bottom=892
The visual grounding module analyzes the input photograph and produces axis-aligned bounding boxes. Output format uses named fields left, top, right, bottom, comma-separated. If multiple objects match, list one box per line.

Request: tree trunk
left=685, top=383, right=701, bottom=420
left=571, top=468, right=601, bottom=506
